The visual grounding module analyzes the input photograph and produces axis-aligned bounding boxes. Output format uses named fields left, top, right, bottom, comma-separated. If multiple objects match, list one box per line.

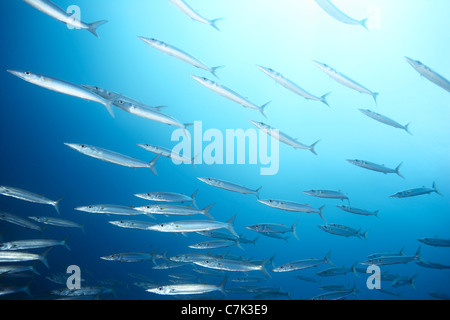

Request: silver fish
left=405, top=57, right=450, bottom=93
left=64, top=143, right=160, bottom=175
left=392, top=274, right=418, bottom=289
left=108, top=220, right=157, bottom=230
left=193, top=257, right=272, bottom=277
left=197, top=177, right=261, bottom=198
left=272, top=252, right=333, bottom=272
left=256, top=65, right=330, bottom=106
left=0, top=212, right=42, bottom=232
left=7, top=70, right=116, bottom=117
left=135, top=203, right=214, bottom=219
left=147, top=278, right=227, bottom=296
left=168, top=0, right=222, bottom=31
left=0, top=248, right=52, bottom=268
left=418, top=237, right=450, bottom=247
left=416, top=260, right=450, bottom=270
left=390, top=182, right=443, bottom=198
left=28, top=216, right=85, bottom=233
left=22, top=0, right=107, bottom=37
left=346, top=159, right=404, bottom=178
left=250, top=120, right=320, bottom=155
left=138, top=36, right=223, bottom=77
left=0, top=186, right=63, bottom=214
left=257, top=199, right=326, bottom=222
left=336, top=205, right=378, bottom=217
left=319, top=224, right=368, bottom=240
left=100, top=252, right=158, bottom=263
left=137, top=144, right=195, bottom=165
left=144, top=215, right=238, bottom=237
left=189, top=239, right=243, bottom=250
left=359, top=109, right=412, bottom=135
left=135, top=190, right=198, bottom=208
left=316, top=264, right=358, bottom=277
left=303, top=189, right=349, bottom=201
left=314, top=0, right=368, bottom=29
left=360, top=247, right=422, bottom=266
left=75, top=204, right=143, bottom=216
left=191, top=75, right=270, bottom=118
left=246, top=221, right=299, bottom=240
left=312, top=61, right=378, bottom=104
left=0, top=265, right=40, bottom=276
left=0, top=239, right=70, bottom=251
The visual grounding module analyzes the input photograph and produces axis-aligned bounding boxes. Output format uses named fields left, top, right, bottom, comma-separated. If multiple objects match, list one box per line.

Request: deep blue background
left=0, top=0, right=449, bottom=300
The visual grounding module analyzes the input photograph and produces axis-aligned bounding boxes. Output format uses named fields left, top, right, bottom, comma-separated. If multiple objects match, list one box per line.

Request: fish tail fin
left=415, top=246, right=422, bottom=261
left=260, top=258, right=272, bottom=278
left=410, top=274, right=418, bottom=289
left=191, top=153, right=201, bottom=168
left=372, top=92, right=379, bottom=105
left=318, top=205, right=326, bottom=224
left=404, top=123, right=413, bottom=136
left=87, top=20, right=108, bottom=38
left=362, top=230, right=369, bottom=241
left=255, top=186, right=262, bottom=199
left=210, top=65, right=225, bottom=78
left=218, top=276, right=228, bottom=296
left=260, top=101, right=271, bottom=119
left=190, top=189, right=199, bottom=208
left=432, top=181, right=443, bottom=196
left=309, top=140, right=321, bottom=156
left=22, top=279, right=33, bottom=297
left=395, top=162, right=405, bottom=179
left=252, top=236, right=259, bottom=248
left=360, top=18, right=369, bottom=30
left=30, top=263, right=41, bottom=276
left=53, top=196, right=65, bottom=215
left=352, top=262, right=359, bottom=278
left=227, top=214, right=238, bottom=237
left=80, top=223, right=87, bottom=234
left=210, top=18, right=225, bottom=31
left=40, top=248, right=52, bottom=269
left=292, top=220, right=299, bottom=240
left=62, top=235, right=71, bottom=251
left=324, top=250, right=333, bottom=266
left=321, top=92, right=331, bottom=107
left=235, top=239, right=245, bottom=251
left=202, top=203, right=215, bottom=219
left=149, top=155, right=160, bottom=176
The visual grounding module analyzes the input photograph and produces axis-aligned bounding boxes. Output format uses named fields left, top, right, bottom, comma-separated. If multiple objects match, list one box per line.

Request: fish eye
left=88, top=205, right=93, bottom=208
left=160, top=224, right=165, bottom=227
left=80, top=144, right=86, bottom=148
left=25, top=71, right=31, bottom=75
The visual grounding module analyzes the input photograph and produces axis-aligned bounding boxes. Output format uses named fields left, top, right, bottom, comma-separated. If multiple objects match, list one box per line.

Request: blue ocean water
left=0, top=0, right=449, bottom=300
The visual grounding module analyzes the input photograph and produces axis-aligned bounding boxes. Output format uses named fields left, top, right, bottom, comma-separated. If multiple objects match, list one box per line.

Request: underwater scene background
left=0, top=0, right=449, bottom=300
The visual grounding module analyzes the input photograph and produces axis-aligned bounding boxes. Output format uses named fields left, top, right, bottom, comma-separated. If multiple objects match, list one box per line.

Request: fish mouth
left=74, top=206, right=89, bottom=212
left=6, top=69, right=28, bottom=80
left=249, top=120, right=260, bottom=127
left=256, top=65, right=270, bottom=73
left=311, top=60, right=326, bottom=68
left=404, top=56, right=418, bottom=66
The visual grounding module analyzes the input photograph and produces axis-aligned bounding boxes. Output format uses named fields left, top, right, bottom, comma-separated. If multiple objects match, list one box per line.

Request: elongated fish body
left=7, top=70, right=115, bottom=117
left=22, top=0, right=108, bottom=37
left=193, top=257, right=271, bottom=276
left=311, top=287, right=357, bottom=300
left=81, top=85, right=164, bottom=112
left=416, top=260, right=450, bottom=270
left=0, top=212, right=42, bottom=232
left=256, top=65, right=330, bottom=106
left=28, top=216, right=85, bottom=233
left=303, top=189, right=349, bottom=201
left=347, top=159, right=404, bottom=178
left=138, top=37, right=222, bottom=77
left=197, top=230, right=238, bottom=241
left=147, top=279, right=226, bottom=296
left=390, top=182, right=442, bottom=198
left=0, top=249, right=51, bottom=268
left=258, top=199, right=326, bottom=222
left=336, top=205, right=378, bottom=217
left=189, top=240, right=242, bottom=250
left=367, top=248, right=405, bottom=259
left=272, top=252, right=332, bottom=272
left=360, top=247, right=422, bottom=266
left=312, top=61, right=378, bottom=104
left=191, top=76, right=270, bottom=117
left=51, top=286, right=113, bottom=297
left=146, top=215, right=238, bottom=237
left=316, top=264, right=358, bottom=277
left=100, top=252, right=155, bottom=263
left=135, top=190, right=198, bottom=208
left=246, top=222, right=298, bottom=236
left=0, top=186, right=63, bottom=214
left=197, top=177, right=261, bottom=198
left=250, top=120, right=320, bottom=155
left=64, top=143, right=160, bottom=175
left=135, top=203, right=214, bottom=219
left=168, top=253, right=221, bottom=263
left=405, top=57, right=450, bottom=93
left=75, top=205, right=143, bottom=216
left=418, top=237, right=450, bottom=247
left=137, top=144, right=194, bottom=164
left=0, top=284, right=32, bottom=298
left=319, top=224, right=368, bottom=240
left=0, top=265, right=40, bottom=276
left=314, top=0, right=368, bottom=29
left=168, top=0, right=222, bottom=31
left=117, top=101, right=190, bottom=132
left=108, top=220, right=157, bottom=231
left=359, top=109, right=411, bottom=135
left=0, top=239, right=69, bottom=251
